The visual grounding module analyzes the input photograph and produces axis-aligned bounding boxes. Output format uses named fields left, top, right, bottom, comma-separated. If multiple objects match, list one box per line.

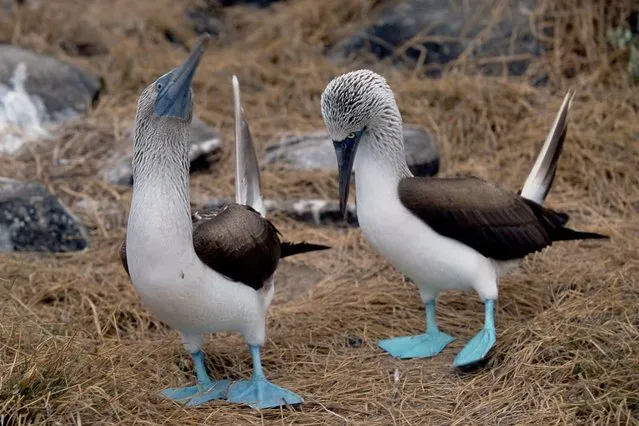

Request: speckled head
left=320, top=69, right=402, bottom=219
left=320, top=69, right=397, bottom=141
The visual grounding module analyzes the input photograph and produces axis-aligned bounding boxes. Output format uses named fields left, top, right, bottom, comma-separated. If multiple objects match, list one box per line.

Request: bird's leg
left=161, top=351, right=230, bottom=406
left=226, top=344, right=304, bottom=409
left=453, top=299, right=497, bottom=368
left=377, top=299, right=455, bottom=359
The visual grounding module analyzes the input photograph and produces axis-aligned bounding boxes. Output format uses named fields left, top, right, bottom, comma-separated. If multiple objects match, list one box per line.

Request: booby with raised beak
left=320, top=69, right=607, bottom=367
left=120, top=34, right=329, bottom=408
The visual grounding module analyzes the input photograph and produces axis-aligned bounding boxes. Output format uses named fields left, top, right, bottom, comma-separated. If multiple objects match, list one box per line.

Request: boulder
left=264, top=125, right=439, bottom=177
left=0, top=45, right=103, bottom=154
left=0, top=177, right=89, bottom=252
left=327, top=0, right=543, bottom=81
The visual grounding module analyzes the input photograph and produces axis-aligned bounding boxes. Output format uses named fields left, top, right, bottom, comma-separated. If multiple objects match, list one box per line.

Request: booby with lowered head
left=320, top=69, right=608, bottom=368
left=121, top=34, right=329, bottom=408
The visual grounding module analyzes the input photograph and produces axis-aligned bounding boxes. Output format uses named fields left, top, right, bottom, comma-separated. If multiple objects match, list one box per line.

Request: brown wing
left=118, top=203, right=281, bottom=289
left=120, top=203, right=331, bottom=289
left=398, top=177, right=553, bottom=260
left=191, top=203, right=282, bottom=290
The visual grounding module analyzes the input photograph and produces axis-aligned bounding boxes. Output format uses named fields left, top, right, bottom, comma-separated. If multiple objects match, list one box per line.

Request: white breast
left=353, top=146, right=499, bottom=301
left=126, top=185, right=272, bottom=346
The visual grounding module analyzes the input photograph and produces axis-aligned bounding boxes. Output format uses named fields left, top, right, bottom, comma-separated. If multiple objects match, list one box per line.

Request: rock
left=327, top=0, right=543, bottom=80
left=402, top=127, right=440, bottom=176
left=0, top=45, right=103, bottom=154
left=0, top=177, right=89, bottom=252
left=186, top=0, right=281, bottom=37
left=264, top=125, right=439, bottom=177
left=202, top=198, right=359, bottom=227
left=103, top=116, right=221, bottom=186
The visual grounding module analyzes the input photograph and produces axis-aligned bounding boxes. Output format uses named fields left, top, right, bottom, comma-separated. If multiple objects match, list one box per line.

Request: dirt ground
left=1, top=0, right=638, bottom=424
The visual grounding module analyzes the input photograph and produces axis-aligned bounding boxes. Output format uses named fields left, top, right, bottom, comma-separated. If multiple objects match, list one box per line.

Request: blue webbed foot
left=453, top=299, right=497, bottom=368
left=161, top=380, right=230, bottom=406
left=161, top=385, right=198, bottom=401
left=227, top=378, right=303, bottom=409
left=453, top=328, right=496, bottom=367
left=161, top=350, right=229, bottom=406
left=227, top=344, right=304, bottom=409
left=379, top=299, right=454, bottom=359
left=378, top=331, right=455, bottom=359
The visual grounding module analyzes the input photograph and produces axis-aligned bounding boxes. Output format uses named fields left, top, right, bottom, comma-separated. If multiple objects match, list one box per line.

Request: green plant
left=606, top=27, right=639, bottom=82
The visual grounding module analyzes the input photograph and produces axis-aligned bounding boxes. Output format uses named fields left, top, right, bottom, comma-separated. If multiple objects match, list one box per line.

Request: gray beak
left=155, top=34, right=210, bottom=119
left=333, top=130, right=363, bottom=220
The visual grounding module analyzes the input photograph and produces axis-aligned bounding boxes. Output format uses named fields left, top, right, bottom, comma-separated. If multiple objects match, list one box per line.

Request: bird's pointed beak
left=155, top=33, right=210, bottom=119
left=333, top=130, right=364, bottom=220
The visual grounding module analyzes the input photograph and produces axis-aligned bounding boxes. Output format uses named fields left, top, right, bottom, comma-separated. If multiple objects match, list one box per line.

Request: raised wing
left=233, top=75, right=265, bottom=217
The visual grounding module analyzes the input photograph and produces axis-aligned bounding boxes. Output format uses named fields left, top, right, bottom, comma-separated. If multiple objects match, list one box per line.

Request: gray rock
left=103, top=116, right=221, bottom=186
left=202, top=198, right=359, bottom=227
left=186, top=0, right=280, bottom=38
left=0, top=177, right=89, bottom=252
left=327, top=0, right=543, bottom=80
left=0, top=44, right=103, bottom=154
left=264, top=125, right=439, bottom=177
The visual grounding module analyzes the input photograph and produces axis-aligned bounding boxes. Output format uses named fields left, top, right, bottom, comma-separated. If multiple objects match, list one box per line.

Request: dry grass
left=1, top=0, right=638, bottom=424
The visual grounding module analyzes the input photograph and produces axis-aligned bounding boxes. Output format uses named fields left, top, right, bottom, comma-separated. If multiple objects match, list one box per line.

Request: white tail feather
left=520, top=89, right=575, bottom=205
left=232, top=75, right=265, bottom=217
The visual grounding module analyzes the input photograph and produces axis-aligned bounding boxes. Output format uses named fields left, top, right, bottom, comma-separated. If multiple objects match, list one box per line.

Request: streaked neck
left=130, top=119, right=193, bottom=247
left=354, top=108, right=412, bottom=187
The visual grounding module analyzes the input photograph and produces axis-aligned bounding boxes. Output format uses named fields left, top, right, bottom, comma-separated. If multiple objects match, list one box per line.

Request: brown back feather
left=119, top=203, right=330, bottom=290
left=398, top=177, right=555, bottom=260
left=191, top=203, right=281, bottom=289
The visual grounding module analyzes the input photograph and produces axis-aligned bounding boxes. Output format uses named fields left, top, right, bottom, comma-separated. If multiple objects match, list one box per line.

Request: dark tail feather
left=280, top=241, right=331, bottom=258
left=531, top=202, right=609, bottom=242
left=554, top=211, right=569, bottom=226
left=554, top=227, right=609, bottom=242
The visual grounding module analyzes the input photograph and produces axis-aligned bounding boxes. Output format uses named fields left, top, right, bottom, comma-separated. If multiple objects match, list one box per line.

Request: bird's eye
left=156, top=82, right=164, bottom=91
left=346, top=132, right=356, bottom=139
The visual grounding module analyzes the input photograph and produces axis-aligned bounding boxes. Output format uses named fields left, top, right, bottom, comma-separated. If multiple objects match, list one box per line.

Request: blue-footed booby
left=120, top=35, right=329, bottom=408
left=320, top=69, right=608, bottom=368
